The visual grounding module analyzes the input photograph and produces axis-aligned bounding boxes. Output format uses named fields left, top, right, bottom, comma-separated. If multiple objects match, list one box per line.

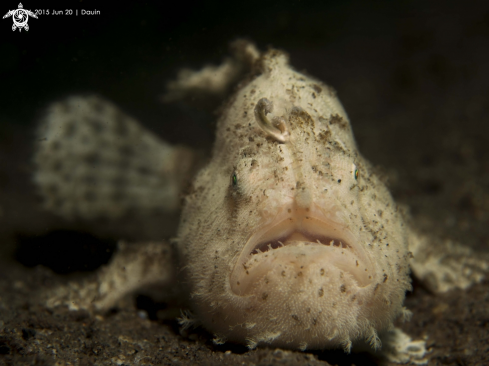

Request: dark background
left=1, top=1, right=489, bottom=365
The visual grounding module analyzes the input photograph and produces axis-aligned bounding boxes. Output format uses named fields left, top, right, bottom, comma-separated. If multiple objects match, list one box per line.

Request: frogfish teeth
left=178, top=49, right=412, bottom=350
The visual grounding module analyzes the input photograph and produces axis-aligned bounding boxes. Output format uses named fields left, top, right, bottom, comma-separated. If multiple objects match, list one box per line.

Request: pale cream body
left=178, top=50, right=412, bottom=350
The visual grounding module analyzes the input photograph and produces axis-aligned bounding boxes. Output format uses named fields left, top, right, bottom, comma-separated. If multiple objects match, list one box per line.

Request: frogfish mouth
left=231, top=207, right=374, bottom=297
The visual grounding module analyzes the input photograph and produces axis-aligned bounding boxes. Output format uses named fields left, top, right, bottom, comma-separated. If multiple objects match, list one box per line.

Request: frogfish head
left=178, top=48, right=412, bottom=351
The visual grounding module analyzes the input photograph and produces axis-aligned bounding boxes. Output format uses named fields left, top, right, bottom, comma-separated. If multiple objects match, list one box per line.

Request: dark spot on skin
left=117, top=159, right=131, bottom=170
left=320, top=268, right=325, bottom=276
left=248, top=136, right=254, bottom=142
left=50, top=141, right=61, bottom=152
left=111, top=175, right=128, bottom=189
left=45, top=183, right=58, bottom=195
left=312, top=318, right=317, bottom=326
left=291, top=314, right=299, bottom=322
left=83, top=190, right=96, bottom=202
left=289, top=107, right=315, bottom=130
left=50, top=197, right=64, bottom=209
left=312, top=84, right=322, bottom=94
left=297, top=271, right=303, bottom=277
left=317, top=130, right=332, bottom=143
left=51, top=160, right=63, bottom=172
left=340, top=284, right=346, bottom=293
left=250, top=89, right=256, bottom=95
left=86, top=117, right=105, bottom=133
left=318, top=288, right=324, bottom=297
left=312, top=93, right=316, bottom=99
left=262, top=293, right=268, bottom=300
left=383, top=274, right=388, bottom=283
left=119, top=145, right=134, bottom=158
left=329, top=114, right=349, bottom=130
left=281, top=270, right=286, bottom=277
left=338, top=179, right=342, bottom=183
left=82, top=175, right=97, bottom=186
left=80, top=135, right=90, bottom=145
left=137, top=166, right=151, bottom=176
left=63, top=120, right=77, bottom=138
left=109, top=190, right=124, bottom=202
left=84, top=153, right=101, bottom=165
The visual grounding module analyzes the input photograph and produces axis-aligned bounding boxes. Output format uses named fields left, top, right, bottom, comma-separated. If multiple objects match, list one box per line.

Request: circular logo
left=12, top=8, right=28, bottom=28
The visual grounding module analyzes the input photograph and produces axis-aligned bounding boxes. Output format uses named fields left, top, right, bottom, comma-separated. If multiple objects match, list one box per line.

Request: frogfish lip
left=230, top=210, right=374, bottom=296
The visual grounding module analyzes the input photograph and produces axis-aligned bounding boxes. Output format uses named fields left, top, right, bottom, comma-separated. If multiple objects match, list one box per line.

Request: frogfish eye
left=355, top=169, right=359, bottom=180
left=232, top=173, right=238, bottom=187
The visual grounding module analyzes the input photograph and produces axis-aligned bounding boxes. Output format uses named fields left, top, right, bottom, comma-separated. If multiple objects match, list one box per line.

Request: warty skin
left=178, top=49, right=412, bottom=351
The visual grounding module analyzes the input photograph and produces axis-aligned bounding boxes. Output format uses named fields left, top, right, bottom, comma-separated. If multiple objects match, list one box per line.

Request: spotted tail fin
left=34, top=95, right=198, bottom=220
